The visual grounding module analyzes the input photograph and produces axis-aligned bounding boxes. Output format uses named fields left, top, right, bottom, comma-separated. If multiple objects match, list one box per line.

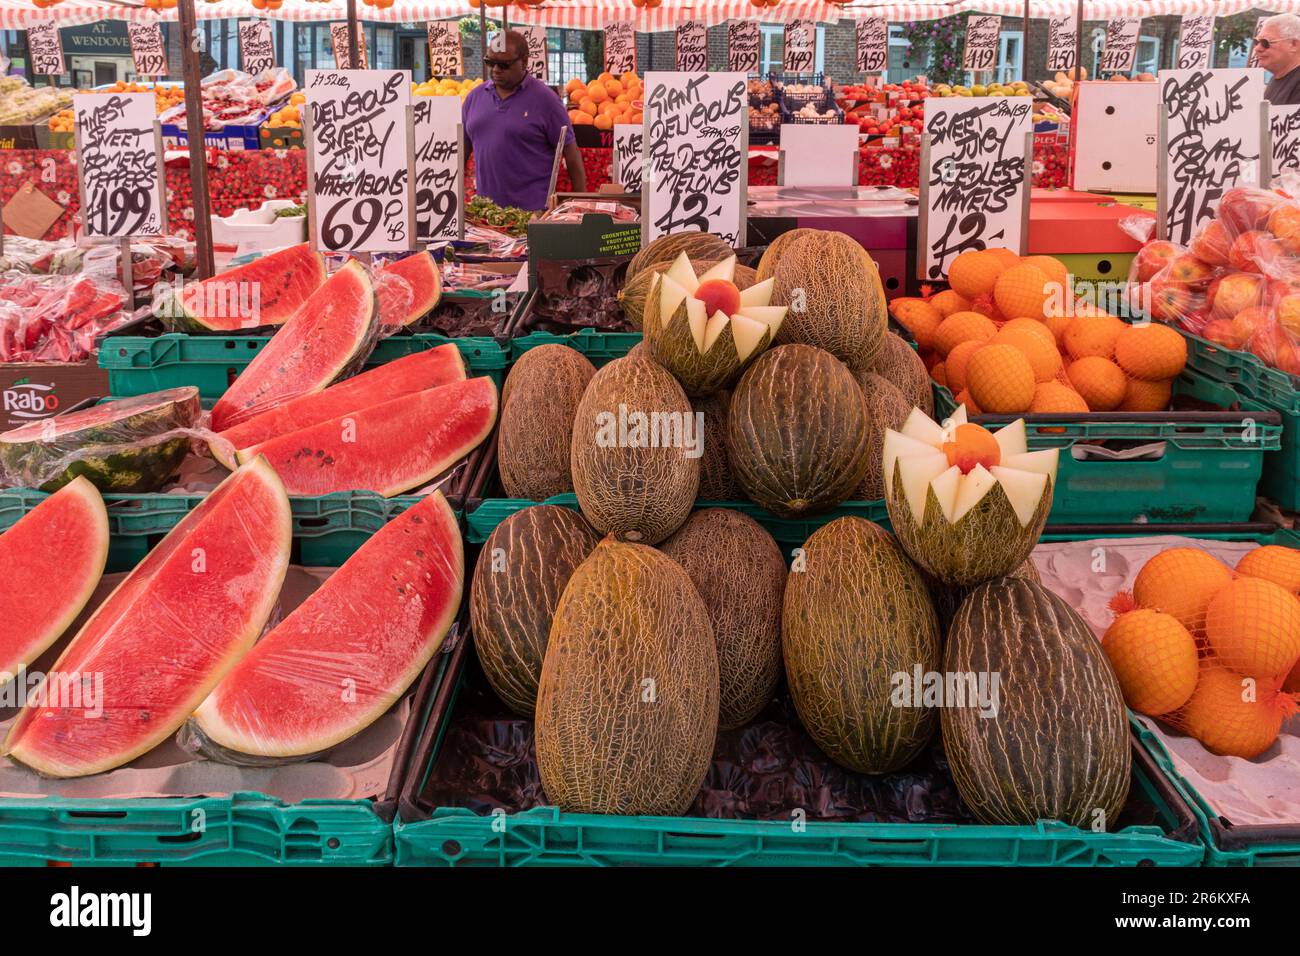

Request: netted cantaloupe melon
left=770, top=232, right=887, bottom=370
left=536, top=537, right=718, bottom=815
left=871, top=332, right=934, bottom=417
left=570, top=355, right=699, bottom=544
left=469, top=505, right=599, bottom=715
left=619, top=257, right=758, bottom=331
left=627, top=230, right=733, bottom=283
left=660, top=509, right=785, bottom=729
left=942, top=578, right=1131, bottom=827
left=755, top=227, right=822, bottom=284
left=694, top=390, right=739, bottom=500
left=642, top=253, right=787, bottom=396
left=727, top=345, right=871, bottom=517
left=883, top=409, right=1057, bottom=586
left=855, top=372, right=910, bottom=501
left=498, top=345, right=596, bottom=500
left=782, top=517, right=940, bottom=773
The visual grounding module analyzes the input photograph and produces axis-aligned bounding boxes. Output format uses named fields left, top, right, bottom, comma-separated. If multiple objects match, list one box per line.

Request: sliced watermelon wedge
left=236, top=376, right=498, bottom=498
left=210, top=260, right=378, bottom=432
left=160, top=243, right=328, bottom=333
left=191, top=491, right=463, bottom=761
left=0, top=477, right=108, bottom=680
left=208, top=344, right=466, bottom=471
left=376, top=251, right=442, bottom=328
left=2, top=458, right=292, bottom=778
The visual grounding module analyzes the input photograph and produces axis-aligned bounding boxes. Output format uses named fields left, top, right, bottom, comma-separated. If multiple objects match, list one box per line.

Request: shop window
left=760, top=24, right=826, bottom=76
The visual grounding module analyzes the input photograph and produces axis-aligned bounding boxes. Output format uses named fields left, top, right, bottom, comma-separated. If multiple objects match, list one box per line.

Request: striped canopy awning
left=0, top=0, right=1288, bottom=30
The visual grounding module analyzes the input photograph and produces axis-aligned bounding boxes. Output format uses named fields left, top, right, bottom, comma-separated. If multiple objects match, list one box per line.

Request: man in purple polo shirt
left=463, top=30, right=586, bottom=211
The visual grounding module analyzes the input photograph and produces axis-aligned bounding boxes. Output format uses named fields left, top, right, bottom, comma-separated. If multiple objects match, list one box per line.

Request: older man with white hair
left=1257, top=13, right=1300, bottom=105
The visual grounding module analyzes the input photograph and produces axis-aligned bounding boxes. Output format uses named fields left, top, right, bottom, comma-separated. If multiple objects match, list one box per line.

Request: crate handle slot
left=66, top=809, right=128, bottom=819
left=156, top=831, right=204, bottom=845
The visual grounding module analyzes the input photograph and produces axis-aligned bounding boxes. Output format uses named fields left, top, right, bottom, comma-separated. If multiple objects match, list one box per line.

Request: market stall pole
left=179, top=0, right=215, bottom=279
left=480, top=6, right=489, bottom=80
left=347, top=0, right=360, bottom=68
left=1022, top=0, right=1030, bottom=79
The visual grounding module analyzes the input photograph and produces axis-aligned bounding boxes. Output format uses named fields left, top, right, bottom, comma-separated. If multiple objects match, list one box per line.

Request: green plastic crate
left=1179, top=330, right=1300, bottom=511
left=467, top=493, right=889, bottom=555
left=0, top=489, right=441, bottom=569
left=511, top=329, right=642, bottom=366
left=98, top=333, right=509, bottom=400
left=935, top=369, right=1280, bottom=524
left=392, top=640, right=1203, bottom=867
left=0, top=793, right=391, bottom=867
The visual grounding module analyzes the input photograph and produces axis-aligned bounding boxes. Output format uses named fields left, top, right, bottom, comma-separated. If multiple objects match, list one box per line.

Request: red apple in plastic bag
left=1217, top=187, right=1278, bottom=234
left=1228, top=230, right=1286, bottom=275
left=1134, top=240, right=1180, bottom=282
left=1267, top=204, right=1300, bottom=254
left=1202, top=318, right=1245, bottom=348
left=1190, top=220, right=1232, bottom=266
left=1208, top=272, right=1264, bottom=319
left=1165, top=253, right=1215, bottom=288
left=1149, top=278, right=1195, bottom=322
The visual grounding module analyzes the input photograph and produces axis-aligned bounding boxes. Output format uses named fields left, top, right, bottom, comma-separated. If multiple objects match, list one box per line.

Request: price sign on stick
left=240, top=19, right=275, bottom=77
left=605, top=22, right=636, bottom=76
left=305, top=70, right=414, bottom=253
left=413, top=95, right=462, bottom=242
left=1270, top=104, right=1300, bottom=181
left=963, top=16, right=1000, bottom=73
left=1158, top=68, right=1266, bottom=244
left=919, top=96, right=1032, bottom=280
left=74, top=93, right=164, bottom=238
left=676, top=21, right=707, bottom=73
left=728, top=21, right=759, bottom=74
left=1177, top=16, right=1214, bottom=71
left=1101, top=18, right=1141, bottom=74
left=427, top=20, right=463, bottom=77
left=784, top=20, right=816, bottom=75
left=642, top=72, right=747, bottom=247
left=856, top=18, right=887, bottom=74
left=613, top=124, right=644, bottom=192
left=1046, top=16, right=1077, bottom=73
left=28, top=23, right=64, bottom=77
left=331, top=23, right=368, bottom=69
left=128, top=23, right=168, bottom=78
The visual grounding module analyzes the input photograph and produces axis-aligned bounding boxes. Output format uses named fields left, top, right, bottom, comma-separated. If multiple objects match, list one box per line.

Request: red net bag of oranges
left=1104, top=545, right=1300, bottom=759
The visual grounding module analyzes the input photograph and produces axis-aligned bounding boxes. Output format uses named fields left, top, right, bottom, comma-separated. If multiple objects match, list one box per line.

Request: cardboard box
left=258, top=126, right=305, bottom=150
left=161, top=122, right=263, bottom=152
left=525, top=212, right=641, bottom=289
left=0, top=362, right=110, bottom=432
left=0, top=125, right=42, bottom=150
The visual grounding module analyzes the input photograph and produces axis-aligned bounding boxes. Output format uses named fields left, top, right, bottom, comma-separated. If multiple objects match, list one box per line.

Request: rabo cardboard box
left=0, top=362, right=109, bottom=432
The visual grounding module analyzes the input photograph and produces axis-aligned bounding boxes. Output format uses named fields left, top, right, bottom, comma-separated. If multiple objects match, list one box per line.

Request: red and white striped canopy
left=0, top=0, right=1290, bottom=30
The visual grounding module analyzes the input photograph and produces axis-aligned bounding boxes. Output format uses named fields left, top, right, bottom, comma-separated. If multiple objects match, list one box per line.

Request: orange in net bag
left=1105, top=545, right=1300, bottom=759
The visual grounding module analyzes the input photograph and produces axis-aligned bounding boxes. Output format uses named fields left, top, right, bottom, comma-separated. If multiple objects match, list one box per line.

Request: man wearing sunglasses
left=462, top=30, right=586, bottom=212
left=1257, top=14, right=1300, bottom=105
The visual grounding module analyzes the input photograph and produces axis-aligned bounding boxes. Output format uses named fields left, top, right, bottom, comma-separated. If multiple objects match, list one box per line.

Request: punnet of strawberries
left=0, top=272, right=131, bottom=363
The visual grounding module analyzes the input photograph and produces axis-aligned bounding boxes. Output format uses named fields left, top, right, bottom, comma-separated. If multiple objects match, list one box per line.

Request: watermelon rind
left=1, top=457, right=292, bottom=778
left=0, top=387, right=200, bottom=493
left=234, top=377, right=498, bottom=498
left=187, top=491, right=464, bottom=762
left=0, top=477, right=108, bottom=680
left=156, top=243, right=328, bottom=333
left=209, top=260, right=380, bottom=432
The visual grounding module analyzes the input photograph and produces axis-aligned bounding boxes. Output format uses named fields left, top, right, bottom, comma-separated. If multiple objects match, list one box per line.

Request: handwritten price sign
left=240, top=20, right=275, bottom=77
left=331, top=23, right=368, bottom=69
left=28, top=22, right=63, bottom=76
left=1046, top=16, right=1077, bottom=73
left=413, top=95, right=462, bottom=242
left=676, top=21, right=708, bottom=73
left=784, top=19, right=816, bottom=75
left=1160, top=68, right=1266, bottom=244
left=1177, top=16, right=1214, bottom=70
left=74, top=93, right=163, bottom=238
left=427, top=20, right=463, bottom=77
left=614, top=124, right=644, bottom=192
left=643, top=71, right=746, bottom=246
left=728, top=21, right=759, bottom=73
left=1271, top=104, right=1300, bottom=181
left=128, top=22, right=168, bottom=77
left=962, top=16, right=1000, bottom=73
left=605, top=22, right=636, bottom=76
left=1100, top=18, right=1141, bottom=74
left=921, top=96, right=1031, bottom=280
left=856, top=18, right=887, bottom=74
left=306, top=70, right=413, bottom=253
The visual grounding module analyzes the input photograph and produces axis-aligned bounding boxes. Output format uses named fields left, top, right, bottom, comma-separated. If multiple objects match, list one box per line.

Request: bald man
left=1257, top=14, right=1300, bottom=105
left=462, top=30, right=586, bottom=211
